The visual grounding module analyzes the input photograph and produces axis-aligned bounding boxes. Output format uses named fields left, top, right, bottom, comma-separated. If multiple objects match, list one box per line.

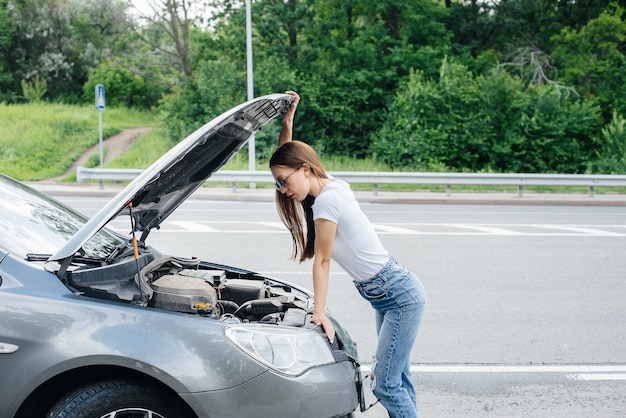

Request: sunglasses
left=274, top=166, right=302, bottom=191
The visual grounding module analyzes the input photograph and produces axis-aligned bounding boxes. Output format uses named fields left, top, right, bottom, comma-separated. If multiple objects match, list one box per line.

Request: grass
left=2, top=102, right=623, bottom=195
left=106, top=126, right=173, bottom=169
left=0, top=103, right=158, bottom=181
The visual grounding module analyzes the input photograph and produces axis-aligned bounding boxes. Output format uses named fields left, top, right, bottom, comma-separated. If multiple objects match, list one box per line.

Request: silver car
left=0, top=94, right=364, bottom=418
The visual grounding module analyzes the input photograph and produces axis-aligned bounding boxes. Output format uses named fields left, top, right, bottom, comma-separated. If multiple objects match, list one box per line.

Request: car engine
left=140, top=256, right=314, bottom=328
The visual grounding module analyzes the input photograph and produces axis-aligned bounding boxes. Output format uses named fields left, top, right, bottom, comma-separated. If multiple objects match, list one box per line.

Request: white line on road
left=530, top=224, right=625, bottom=236
left=373, top=224, right=421, bottom=234
left=359, top=364, right=626, bottom=374
left=567, top=374, right=626, bottom=381
left=167, top=220, right=217, bottom=232
left=137, top=222, right=626, bottom=236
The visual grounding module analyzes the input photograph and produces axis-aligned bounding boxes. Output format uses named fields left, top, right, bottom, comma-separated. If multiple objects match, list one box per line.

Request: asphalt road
left=56, top=194, right=626, bottom=418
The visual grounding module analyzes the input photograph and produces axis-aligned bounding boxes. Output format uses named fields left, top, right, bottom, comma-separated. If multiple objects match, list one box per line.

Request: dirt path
left=49, top=127, right=151, bottom=181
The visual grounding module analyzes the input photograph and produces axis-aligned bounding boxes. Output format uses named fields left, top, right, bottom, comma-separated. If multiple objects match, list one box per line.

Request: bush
left=20, top=74, right=48, bottom=103
left=83, top=61, right=150, bottom=109
left=372, top=59, right=603, bottom=173
left=508, top=85, right=602, bottom=173
left=371, top=59, right=492, bottom=171
left=593, top=111, right=626, bottom=173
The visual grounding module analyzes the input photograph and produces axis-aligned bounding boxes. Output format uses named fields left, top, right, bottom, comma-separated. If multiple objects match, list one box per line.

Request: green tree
left=0, top=0, right=14, bottom=100
left=551, top=4, right=626, bottom=118
left=129, top=0, right=217, bottom=78
left=4, top=0, right=131, bottom=102
left=285, top=0, right=452, bottom=157
left=446, top=0, right=621, bottom=59
left=6, top=0, right=77, bottom=100
left=159, top=46, right=297, bottom=152
left=253, top=0, right=310, bottom=62
left=70, top=0, right=130, bottom=65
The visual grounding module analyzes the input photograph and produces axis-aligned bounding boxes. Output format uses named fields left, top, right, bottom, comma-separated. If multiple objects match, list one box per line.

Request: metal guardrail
left=76, top=166, right=626, bottom=197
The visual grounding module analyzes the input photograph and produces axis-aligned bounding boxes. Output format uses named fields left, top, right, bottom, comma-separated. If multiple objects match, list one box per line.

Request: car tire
left=45, top=379, right=194, bottom=418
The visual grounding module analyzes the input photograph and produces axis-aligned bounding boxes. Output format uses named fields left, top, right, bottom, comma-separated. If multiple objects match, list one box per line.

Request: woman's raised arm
left=278, top=91, right=300, bottom=147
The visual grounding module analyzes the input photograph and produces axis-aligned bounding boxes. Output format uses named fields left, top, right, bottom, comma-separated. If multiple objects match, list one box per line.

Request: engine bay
left=67, top=254, right=314, bottom=328
left=144, top=257, right=311, bottom=327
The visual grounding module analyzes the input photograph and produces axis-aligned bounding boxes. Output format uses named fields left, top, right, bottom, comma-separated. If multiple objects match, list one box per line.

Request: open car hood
left=49, top=94, right=293, bottom=263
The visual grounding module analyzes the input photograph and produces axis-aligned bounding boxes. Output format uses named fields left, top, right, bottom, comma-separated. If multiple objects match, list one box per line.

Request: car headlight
left=225, top=325, right=335, bottom=375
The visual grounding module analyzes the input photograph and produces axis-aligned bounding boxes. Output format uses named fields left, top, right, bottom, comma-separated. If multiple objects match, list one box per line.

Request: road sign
left=96, top=84, right=105, bottom=189
left=95, top=84, right=105, bottom=110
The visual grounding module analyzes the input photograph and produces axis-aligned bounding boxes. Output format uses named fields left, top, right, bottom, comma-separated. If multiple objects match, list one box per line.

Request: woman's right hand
left=278, top=90, right=300, bottom=147
left=285, top=90, right=300, bottom=116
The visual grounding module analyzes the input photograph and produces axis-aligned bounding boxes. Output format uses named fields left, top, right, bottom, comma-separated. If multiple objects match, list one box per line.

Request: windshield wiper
left=106, top=241, right=132, bottom=263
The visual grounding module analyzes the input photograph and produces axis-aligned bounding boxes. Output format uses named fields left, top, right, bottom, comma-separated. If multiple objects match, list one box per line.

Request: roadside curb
left=29, top=181, right=626, bottom=206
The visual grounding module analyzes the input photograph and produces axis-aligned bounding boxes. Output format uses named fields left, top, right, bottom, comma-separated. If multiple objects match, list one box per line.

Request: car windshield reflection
left=0, top=175, right=122, bottom=259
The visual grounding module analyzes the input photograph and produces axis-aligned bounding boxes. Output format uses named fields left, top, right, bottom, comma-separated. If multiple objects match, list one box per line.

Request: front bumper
left=181, top=358, right=362, bottom=418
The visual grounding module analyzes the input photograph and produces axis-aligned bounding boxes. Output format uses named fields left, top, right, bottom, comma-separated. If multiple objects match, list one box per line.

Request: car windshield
left=0, top=175, right=122, bottom=259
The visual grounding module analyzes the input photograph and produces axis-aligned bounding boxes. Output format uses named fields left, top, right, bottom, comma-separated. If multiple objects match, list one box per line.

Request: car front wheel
left=46, top=379, right=194, bottom=418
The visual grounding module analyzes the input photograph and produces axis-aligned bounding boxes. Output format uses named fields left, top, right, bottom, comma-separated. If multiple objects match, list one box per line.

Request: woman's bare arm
left=278, top=91, right=300, bottom=147
left=311, top=218, right=337, bottom=343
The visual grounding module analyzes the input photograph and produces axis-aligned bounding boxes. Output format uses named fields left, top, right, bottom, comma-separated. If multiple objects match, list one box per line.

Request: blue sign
left=95, top=84, right=105, bottom=110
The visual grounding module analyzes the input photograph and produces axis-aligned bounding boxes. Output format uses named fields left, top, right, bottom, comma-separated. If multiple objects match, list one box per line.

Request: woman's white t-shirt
left=312, top=179, right=389, bottom=282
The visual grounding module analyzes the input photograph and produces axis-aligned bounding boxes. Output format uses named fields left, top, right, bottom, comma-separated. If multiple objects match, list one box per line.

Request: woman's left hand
left=312, top=312, right=336, bottom=344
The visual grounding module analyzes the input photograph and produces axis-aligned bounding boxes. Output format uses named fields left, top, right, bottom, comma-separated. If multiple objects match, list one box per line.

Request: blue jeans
left=353, top=257, right=426, bottom=418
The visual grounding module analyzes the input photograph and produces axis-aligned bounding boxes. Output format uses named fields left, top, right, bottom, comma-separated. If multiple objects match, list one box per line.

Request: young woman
left=269, top=91, right=427, bottom=418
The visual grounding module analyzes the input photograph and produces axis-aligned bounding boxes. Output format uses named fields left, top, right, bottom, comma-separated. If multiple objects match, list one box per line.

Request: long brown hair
left=269, top=141, right=329, bottom=262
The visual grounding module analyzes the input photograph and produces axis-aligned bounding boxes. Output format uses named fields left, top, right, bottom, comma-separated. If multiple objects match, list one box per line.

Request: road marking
left=108, top=220, right=626, bottom=237
left=358, top=364, right=626, bottom=382
left=567, top=374, right=626, bottom=381
left=530, top=224, right=625, bottom=236
left=440, top=224, right=525, bottom=235
left=257, top=221, right=288, bottom=230
left=359, top=364, right=626, bottom=374
left=373, top=224, right=420, bottom=234
left=167, top=221, right=217, bottom=232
